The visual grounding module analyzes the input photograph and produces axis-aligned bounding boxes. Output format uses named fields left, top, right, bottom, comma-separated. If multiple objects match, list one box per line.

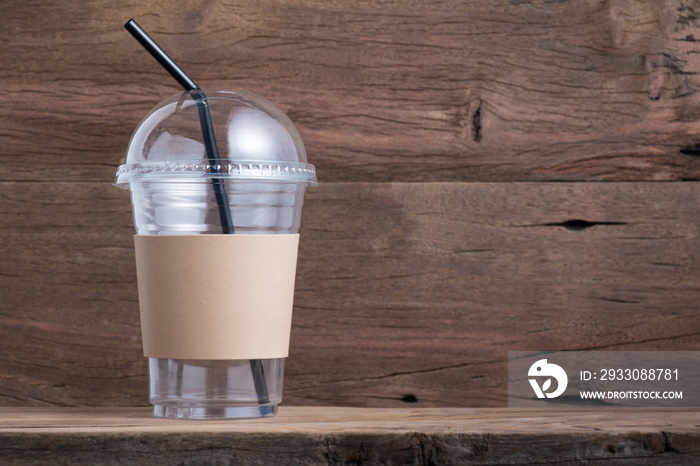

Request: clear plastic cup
left=115, top=90, right=317, bottom=419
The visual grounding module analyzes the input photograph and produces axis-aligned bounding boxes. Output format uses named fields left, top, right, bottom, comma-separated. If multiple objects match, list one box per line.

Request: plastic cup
left=115, top=90, right=317, bottom=419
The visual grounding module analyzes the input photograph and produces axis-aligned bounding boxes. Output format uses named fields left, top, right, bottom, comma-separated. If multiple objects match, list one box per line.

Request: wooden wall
left=2, top=0, right=700, bottom=408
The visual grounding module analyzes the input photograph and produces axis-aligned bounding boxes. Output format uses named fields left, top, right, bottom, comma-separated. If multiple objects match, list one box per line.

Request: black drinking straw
left=124, top=19, right=270, bottom=412
left=124, top=19, right=233, bottom=232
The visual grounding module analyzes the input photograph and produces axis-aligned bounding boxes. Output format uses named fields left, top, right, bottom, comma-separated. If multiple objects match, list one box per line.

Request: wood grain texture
left=2, top=0, right=700, bottom=182
left=1, top=407, right=699, bottom=464
left=2, top=181, right=699, bottom=408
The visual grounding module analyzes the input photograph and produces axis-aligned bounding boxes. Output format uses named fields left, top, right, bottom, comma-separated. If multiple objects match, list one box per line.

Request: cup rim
left=115, top=158, right=317, bottom=188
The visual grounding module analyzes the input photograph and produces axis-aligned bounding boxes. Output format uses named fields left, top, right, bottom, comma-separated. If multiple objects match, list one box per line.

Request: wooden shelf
left=1, top=407, right=699, bottom=464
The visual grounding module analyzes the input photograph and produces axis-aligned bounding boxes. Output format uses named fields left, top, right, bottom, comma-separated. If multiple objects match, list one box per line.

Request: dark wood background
left=1, top=0, right=700, bottom=408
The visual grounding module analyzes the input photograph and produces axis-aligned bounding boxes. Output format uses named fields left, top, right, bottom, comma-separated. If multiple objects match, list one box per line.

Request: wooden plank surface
left=2, top=0, right=700, bottom=182
left=0, top=407, right=699, bottom=464
left=2, top=181, right=699, bottom=408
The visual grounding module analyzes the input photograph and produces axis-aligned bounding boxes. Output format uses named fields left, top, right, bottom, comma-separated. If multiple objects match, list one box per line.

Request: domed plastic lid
left=115, top=90, right=317, bottom=187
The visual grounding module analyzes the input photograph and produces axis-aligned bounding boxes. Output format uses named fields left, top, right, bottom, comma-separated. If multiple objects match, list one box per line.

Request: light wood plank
left=1, top=1, right=700, bottom=181
left=1, top=181, right=699, bottom=407
left=0, top=407, right=698, bottom=464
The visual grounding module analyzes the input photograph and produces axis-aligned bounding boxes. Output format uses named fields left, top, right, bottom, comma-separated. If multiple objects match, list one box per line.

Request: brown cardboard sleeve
left=134, top=234, right=299, bottom=360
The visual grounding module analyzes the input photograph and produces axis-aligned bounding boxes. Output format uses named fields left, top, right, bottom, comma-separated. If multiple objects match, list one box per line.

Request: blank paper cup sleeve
left=134, top=234, right=299, bottom=360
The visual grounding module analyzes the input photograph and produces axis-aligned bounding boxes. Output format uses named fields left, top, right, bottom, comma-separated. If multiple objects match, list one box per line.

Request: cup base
left=148, top=357, right=284, bottom=420
left=153, top=403, right=278, bottom=420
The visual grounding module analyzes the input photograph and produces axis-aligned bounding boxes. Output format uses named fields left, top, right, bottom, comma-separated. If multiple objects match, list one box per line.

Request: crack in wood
left=662, top=431, right=680, bottom=453
left=471, top=100, right=482, bottom=143
left=680, top=144, right=700, bottom=155
left=542, top=219, right=627, bottom=231
left=574, top=330, right=700, bottom=351
left=285, top=360, right=503, bottom=395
